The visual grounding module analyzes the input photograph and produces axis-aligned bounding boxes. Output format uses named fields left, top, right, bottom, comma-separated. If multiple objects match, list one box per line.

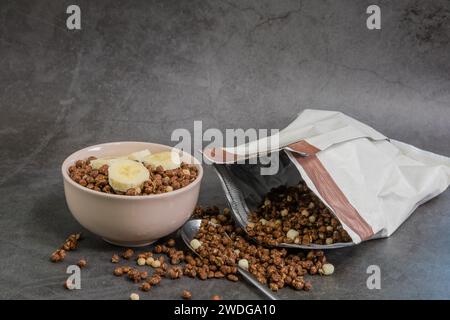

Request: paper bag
left=204, top=109, right=450, bottom=246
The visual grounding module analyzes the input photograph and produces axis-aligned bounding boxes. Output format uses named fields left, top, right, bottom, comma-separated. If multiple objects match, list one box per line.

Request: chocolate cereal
left=68, top=156, right=198, bottom=196
left=247, top=183, right=352, bottom=246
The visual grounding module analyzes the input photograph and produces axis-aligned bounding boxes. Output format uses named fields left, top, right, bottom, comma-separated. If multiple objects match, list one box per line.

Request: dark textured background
left=0, top=0, right=449, bottom=299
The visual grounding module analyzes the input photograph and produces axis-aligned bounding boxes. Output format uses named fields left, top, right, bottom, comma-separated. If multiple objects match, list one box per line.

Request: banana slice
left=143, top=151, right=181, bottom=170
left=128, top=149, right=151, bottom=162
left=108, top=159, right=150, bottom=192
left=90, top=157, right=127, bottom=170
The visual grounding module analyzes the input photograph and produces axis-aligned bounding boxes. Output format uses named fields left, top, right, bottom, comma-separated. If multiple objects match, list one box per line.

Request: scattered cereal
left=130, top=293, right=140, bottom=300
left=321, top=263, right=335, bottom=276
left=182, top=290, right=192, bottom=299
left=137, top=257, right=146, bottom=266
left=190, top=239, right=202, bottom=250
left=77, top=259, right=87, bottom=268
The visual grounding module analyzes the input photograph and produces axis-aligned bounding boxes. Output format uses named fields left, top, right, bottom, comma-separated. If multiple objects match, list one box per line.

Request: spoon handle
left=238, top=268, right=279, bottom=300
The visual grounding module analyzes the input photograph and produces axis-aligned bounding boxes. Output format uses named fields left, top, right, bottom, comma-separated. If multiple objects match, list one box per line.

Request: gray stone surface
left=0, top=0, right=449, bottom=300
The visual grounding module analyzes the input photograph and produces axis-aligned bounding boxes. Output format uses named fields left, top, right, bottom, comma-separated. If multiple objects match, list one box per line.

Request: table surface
left=1, top=0, right=449, bottom=300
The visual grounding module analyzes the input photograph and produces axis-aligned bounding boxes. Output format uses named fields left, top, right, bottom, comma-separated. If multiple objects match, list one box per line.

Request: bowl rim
left=61, top=141, right=203, bottom=200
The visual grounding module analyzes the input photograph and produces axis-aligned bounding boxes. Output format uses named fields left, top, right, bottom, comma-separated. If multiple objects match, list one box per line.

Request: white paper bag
left=204, top=109, right=450, bottom=245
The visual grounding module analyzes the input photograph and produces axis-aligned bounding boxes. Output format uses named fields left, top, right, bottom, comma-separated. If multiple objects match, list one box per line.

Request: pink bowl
left=61, top=142, right=203, bottom=247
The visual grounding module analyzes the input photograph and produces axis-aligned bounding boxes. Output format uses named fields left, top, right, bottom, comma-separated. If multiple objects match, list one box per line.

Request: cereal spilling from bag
left=205, top=109, right=450, bottom=248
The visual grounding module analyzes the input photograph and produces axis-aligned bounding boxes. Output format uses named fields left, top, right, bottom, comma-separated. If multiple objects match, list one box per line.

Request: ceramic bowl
left=61, top=142, right=203, bottom=247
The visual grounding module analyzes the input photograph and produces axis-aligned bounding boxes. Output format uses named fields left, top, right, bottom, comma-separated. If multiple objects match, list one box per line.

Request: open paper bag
left=203, top=109, right=450, bottom=248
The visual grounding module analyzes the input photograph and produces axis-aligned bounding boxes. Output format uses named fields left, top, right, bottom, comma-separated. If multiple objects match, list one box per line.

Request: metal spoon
left=180, top=219, right=279, bottom=300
